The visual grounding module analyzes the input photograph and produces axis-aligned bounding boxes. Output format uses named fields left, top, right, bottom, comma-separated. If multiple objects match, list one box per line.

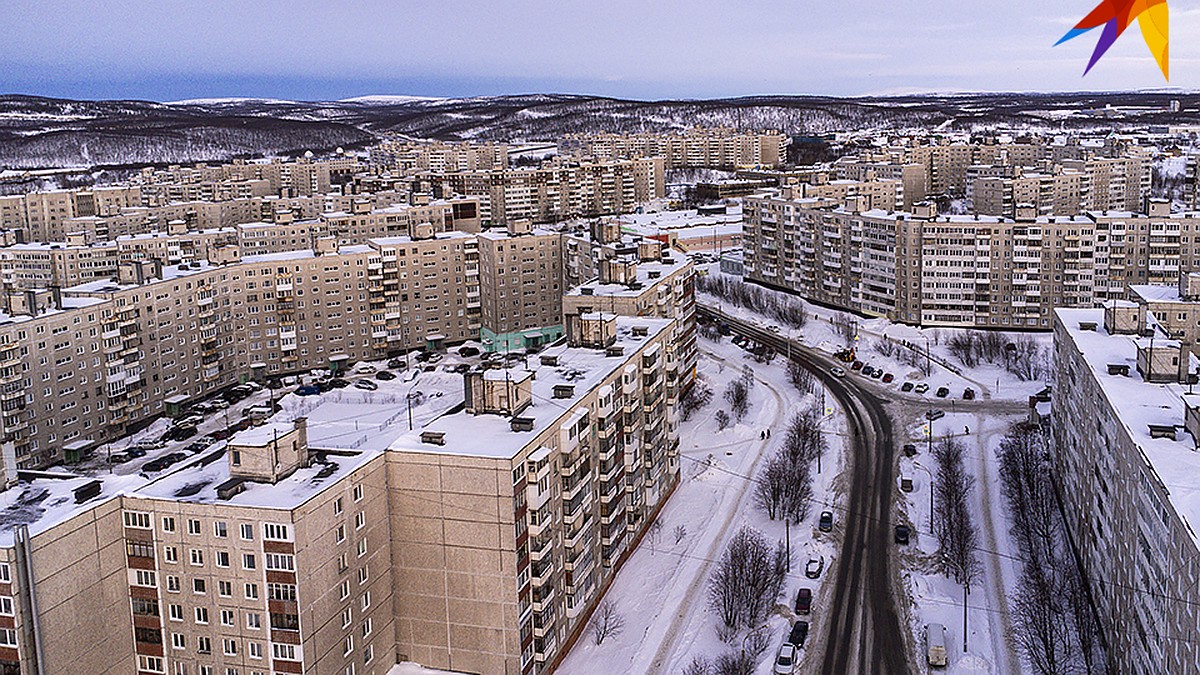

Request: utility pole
left=785, top=518, right=791, bottom=572
left=963, top=583, right=969, bottom=652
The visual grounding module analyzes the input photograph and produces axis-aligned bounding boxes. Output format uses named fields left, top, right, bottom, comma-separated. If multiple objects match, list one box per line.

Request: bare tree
left=673, top=524, right=688, bottom=545
left=725, top=380, right=750, bottom=421
left=682, top=656, right=711, bottom=675
left=715, top=409, right=731, bottom=430
left=680, top=380, right=714, bottom=422
left=787, top=359, right=816, bottom=394
left=708, top=527, right=788, bottom=632
left=712, top=649, right=754, bottom=675
left=647, top=519, right=664, bottom=550
left=591, top=599, right=627, bottom=645
left=932, top=436, right=982, bottom=588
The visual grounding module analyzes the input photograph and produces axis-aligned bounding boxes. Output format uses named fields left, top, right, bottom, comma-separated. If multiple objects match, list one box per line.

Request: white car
left=830, top=366, right=846, bottom=378
left=773, top=642, right=798, bottom=674
left=805, top=555, right=825, bottom=579
left=354, top=379, right=379, bottom=391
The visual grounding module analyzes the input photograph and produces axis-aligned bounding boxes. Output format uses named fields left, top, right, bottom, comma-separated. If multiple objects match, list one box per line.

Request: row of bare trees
left=872, top=338, right=932, bottom=377
left=997, top=425, right=1107, bottom=674
left=717, top=366, right=755, bottom=430
left=708, top=526, right=789, bottom=641
left=754, top=409, right=825, bottom=522
left=932, top=437, right=983, bottom=589
left=943, top=330, right=1047, bottom=381
left=696, top=275, right=807, bottom=329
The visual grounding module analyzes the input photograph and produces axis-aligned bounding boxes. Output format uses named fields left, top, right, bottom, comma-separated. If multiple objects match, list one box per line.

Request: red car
left=795, top=587, right=812, bottom=614
left=882, top=373, right=894, bottom=383
left=851, top=360, right=864, bottom=371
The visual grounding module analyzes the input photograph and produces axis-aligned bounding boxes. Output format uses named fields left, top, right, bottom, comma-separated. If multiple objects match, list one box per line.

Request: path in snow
left=972, top=412, right=1020, bottom=675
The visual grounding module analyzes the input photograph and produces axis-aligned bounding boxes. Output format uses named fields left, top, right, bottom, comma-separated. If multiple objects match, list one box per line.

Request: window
left=135, top=626, right=162, bottom=644
left=162, top=517, right=176, bottom=533
left=218, top=580, right=232, bottom=597
left=195, top=607, right=209, bottom=624
left=163, top=546, right=178, bottom=563
left=172, top=663, right=188, bottom=675
left=343, top=635, right=353, bottom=656
left=223, top=638, right=238, bottom=656
left=0, top=565, right=8, bottom=583
left=362, top=644, right=373, bottom=664
left=333, top=497, right=343, bottom=514
left=360, top=591, right=371, bottom=611
left=169, top=603, right=183, bottom=621
left=171, top=632, right=186, bottom=649
left=354, top=512, right=365, bottom=530
left=243, top=553, right=256, bottom=570
left=216, top=551, right=230, bottom=568
left=270, top=613, right=300, bottom=631
left=126, top=540, right=155, bottom=558
left=357, top=565, right=369, bottom=585
left=341, top=607, right=352, bottom=629
left=272, top=643, right=297, bottom=660
left=353, top=484, right=363, bottom=502
left=249, top=641, right=263, bottom=659
left=265, top=553, right=294, bottom=571
left=357, top=538, right=367, bottom=557
left=131, top=597, right=159, bottom=616
left=134, top=569, right=157, bottom=587
left=197, top=636, right=211, bottom=654
left=247, top=613, right=262, bottom=630
left=240, top=523, right=254, bottom=540
left=187, top=519, right=201, bottom=535
left=214, top=521, right=227, bottom=538
left=0, top=628, right=14, bottom=648
left=339, top=579, right=350, bottom=600
left=189, top=549, right=204, bottom=566
left=267, top=583, right=296, bottom=602
left=263, top=523, right=290, bottom=541
left=336, top=525, right=345, bottom=543
left=138, top=656, right=164, bottom=673
left=165, top=575, right=179, bottom=593
left=244, top=583, right=259, bottom=600
left=124, top=511, right=151, bottom=529
left=193, top=578, right=206, bottom=594
left=360, top=617, right=372, bottom=637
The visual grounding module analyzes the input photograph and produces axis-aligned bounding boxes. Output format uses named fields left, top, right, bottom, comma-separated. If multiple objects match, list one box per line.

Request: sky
left=0, top=0, right=1197, bottom=101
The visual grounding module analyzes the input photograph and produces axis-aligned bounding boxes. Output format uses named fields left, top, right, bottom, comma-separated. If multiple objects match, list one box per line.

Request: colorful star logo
left=1055, top=0, right=1169, bottom=79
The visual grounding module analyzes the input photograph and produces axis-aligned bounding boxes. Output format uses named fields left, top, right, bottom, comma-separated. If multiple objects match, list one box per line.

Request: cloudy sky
left=0, top=0, right=1195, bottom=101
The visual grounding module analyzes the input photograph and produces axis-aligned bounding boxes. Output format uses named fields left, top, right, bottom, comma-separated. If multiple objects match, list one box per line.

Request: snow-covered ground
left=560, top=336, right=847, bottom=674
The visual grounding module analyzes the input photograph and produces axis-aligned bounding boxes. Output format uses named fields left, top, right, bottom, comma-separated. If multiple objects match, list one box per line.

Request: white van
left=926, top=623, right=947, bottom=667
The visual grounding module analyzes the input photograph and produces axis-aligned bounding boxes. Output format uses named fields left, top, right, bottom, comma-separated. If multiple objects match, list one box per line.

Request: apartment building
left=561, top=129, right=788, bottom=169
left=0, top=312, right=681, bottom=675
left=744, top=194, right=1200, bottom=329
left=425, top=158, right=663, bottom=226
left=1052, top=304, right=1200, bottom=674
left=477, top=223, right=564, bottom=352
left=831, top=160, right=927, bottom=209
left=0, top=240, right=121, bottom=289
left=371, top=140, right=509, bottom=173
left=972, top=169, right=1090, bottom=218
left=132, top=157, right=364, bottom=201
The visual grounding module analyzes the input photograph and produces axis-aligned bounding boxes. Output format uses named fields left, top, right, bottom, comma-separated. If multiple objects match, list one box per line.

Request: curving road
left=700, top=306, right=911, bottom=675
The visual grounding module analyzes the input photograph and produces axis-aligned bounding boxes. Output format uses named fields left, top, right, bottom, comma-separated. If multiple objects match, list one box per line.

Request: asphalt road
left=699, top=306, right=911, bottom=675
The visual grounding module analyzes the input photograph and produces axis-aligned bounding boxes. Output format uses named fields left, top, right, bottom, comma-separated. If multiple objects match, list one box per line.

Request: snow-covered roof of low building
left=1131, top=284, right=1185, bottom=303
left=564, top=257, right=691, bottom=298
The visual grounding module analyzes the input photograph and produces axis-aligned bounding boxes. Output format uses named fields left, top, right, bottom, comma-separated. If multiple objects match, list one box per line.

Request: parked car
left=830, top=366, right=846, bottom=378
left=375, top=370, right=397, bottom=381
left=107, top=452, right=131, bottom=464
left=935, top=386, right=950, bottom=398
left=788, top=619, right=809, bottom=648
left=329, top=378, right=350, bottom=389
left=794, top=588, right=812, bottom=614
left=805, top=555, right=825, bottom=579
left=295, top=385, right=321, bottom=396
left=773, top=642, right=798, bottom=675
left=194, top=436, right=215, bottom=448
left=184, top=442, right=206, bottom=453
left=165, top=425, right=197, bottom=442
left=243, top=381, right=263, bottom=392
left=354, top=379, right=379, bottom=391
left=136, top=439, right=164, bottom=452
left=963, top=387, right=976, bottom=400
left=127, top=447, right=148, bottom=459
left=895, top=524, right=911, bottom=545
left=851, top=360, right=864, bottom=371
left=914, top=383, right=929, bottom=394
left=818, top=511, right=833, bottom=532
left=902, top=443, right=918, bottom=457
left=926, top=623, right=948, bottom=667
left=387, top=359, right=405, bottom=369
left=900, top=381, right=914, bottom=392
left=353, top=364, right=375, bottom=374
left=861, top=365, right=874, bottom=377
left=871, top=368, right=884, bottom=379
left=209, top=399, right=229, bottom=410
left=882, top=373, right=894, bottom=383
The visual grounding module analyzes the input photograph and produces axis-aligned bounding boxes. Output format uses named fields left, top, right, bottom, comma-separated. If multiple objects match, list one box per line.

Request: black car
left=900, top=382, right=914, bottom=392
left=861, top=366, right=874, bottom=377
left=127, top=447, right=148, bottom=459
left=895, top=524, right=910, bottom=544
left=788, top=620, right=809, bottom=648
left=818, top=511, right=833, bottom=532
left=329, top=378, right=350, bottom=389
left=902, top=443, right=917, bottom=457
left=963, top=387, right=976, bottom=400
left=458, top=345, right=480, bottom=357
left=795, top=587, right=812, bottom=614
left=375, top=370, right=397, bottom=381
left=935, top=386, right=950, bottom=398
left=387, top=359, right=405, bottom=369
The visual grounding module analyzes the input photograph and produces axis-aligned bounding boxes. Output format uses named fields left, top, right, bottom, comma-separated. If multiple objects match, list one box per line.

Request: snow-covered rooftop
left=565, top=257, right=690, bottom=298
left=1058, top=307, right=1200, bottom=543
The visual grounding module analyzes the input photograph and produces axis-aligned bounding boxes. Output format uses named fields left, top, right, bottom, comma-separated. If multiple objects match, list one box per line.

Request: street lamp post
left=922, top=334, right=932, bottom=377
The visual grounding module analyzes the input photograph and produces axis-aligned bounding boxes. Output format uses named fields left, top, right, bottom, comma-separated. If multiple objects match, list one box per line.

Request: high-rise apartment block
left=561, top=129, right=788, bottom=169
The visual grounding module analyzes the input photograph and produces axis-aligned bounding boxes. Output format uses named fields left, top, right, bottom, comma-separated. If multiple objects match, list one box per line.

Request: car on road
left=900, top=381, right=913, bottom=392
left=818, top=511, right=833, bottom=532
left=773, top=642, right=798, bottom=674
left=963, top=387, right=975, bottom=400
left=830, top=366, right=846, bottom=378
left=895, top=524, right=910, bottom=545
left=805, top=555, right=824, bottom=579
left=882, top=372, right=894, bottom=383
left=788, top=619, right=809, bottom=648
left=354, top=379, right=379, bottom=391
left=376, top=370, right=397, bottom=381
left=925, top=409, right=946, bottom=421
left=795, top=587, right=812, bottom=614
left=914, top=383, right=929, bottom=394
left=935, top=386, right=950, bottom=398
